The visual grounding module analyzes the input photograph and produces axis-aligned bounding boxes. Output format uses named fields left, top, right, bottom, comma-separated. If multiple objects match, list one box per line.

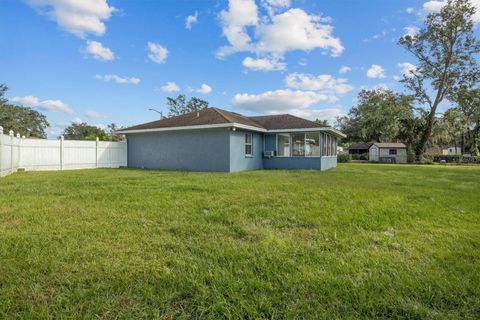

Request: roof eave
left=116, top=123, right=267, bottom=134
left=117, top=124, right=346, bottom=137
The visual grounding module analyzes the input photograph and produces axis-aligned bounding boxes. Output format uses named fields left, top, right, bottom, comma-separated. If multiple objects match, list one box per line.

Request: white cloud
left=404, top=26, right=419, bottom=37
left=367, top=64, right=386, bottom=79
left=84, top=40, right=114, bottom=61
left=423, top=0, right=480, bottom=24
left=406, top=7, right=415, bottom=14
left=72, top=117, right=83, bottom=124
left=339, top=65, right=351, bottom=74
left=242, top=56, right=286, bottom=71
left=261, top=0, right=291, bottom=15
left=423, top=0, right=447, bottom=12
left=363, top=29, right=392, bottom=42
left=254, top=8, right=344, bottom=56
left=196, top=84, right=212, bottom=94
left=185, top=11, right=198, bottom=29
left=85, top=111, right=101, bottom=118
left=10, top=95, right=73, bottom=114
left=147, top=42, right=168, bottom=64
left=298, top=58, right=308, bottom=66
left=217, top=2, right=343, bottom=62
left=394, top=62, right=417, bottom=80
left=95, top=74, right=140, bottom=84
left=284, top=73, right=353, bottom=94
left=231, top=89, right=337, bottom=114
left=26, top=0, right=115, bottom=38
left=161, top=82, right=180, bottom=92
left=218, top=0, right=259, bottom=57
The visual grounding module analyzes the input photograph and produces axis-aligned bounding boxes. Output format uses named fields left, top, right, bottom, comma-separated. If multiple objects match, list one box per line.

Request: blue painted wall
left=127, top=128, right=230, bottom=172
left=126, top=129, right=338, bottom=172
left=229, top=130, right=263, bottom=172
left=264, top=134, right=276, bottom=152
left=263, top=157, right=321, bottom=170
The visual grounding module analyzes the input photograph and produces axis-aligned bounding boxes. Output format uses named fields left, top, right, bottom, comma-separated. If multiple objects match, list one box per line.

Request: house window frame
left=389, top=149, right=397, bottom=155
left=245, top=133, right=253, bottom=157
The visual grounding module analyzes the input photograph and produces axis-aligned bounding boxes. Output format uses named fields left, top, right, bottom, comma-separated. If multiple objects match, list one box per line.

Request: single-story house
left=348, top=143, right=373, bottom=155
left=117, top=107, right=346, bottom=172
left=369, top=142, right=407, bottom=163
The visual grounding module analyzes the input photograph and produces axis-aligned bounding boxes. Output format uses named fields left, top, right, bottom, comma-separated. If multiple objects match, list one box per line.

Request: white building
left=369, top=143, right=407, bottom=164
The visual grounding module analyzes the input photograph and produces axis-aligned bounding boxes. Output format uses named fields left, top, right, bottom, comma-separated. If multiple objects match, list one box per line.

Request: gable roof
left=118, top=108, right=264, bottom=132
left=249, top=114, right=326, bottom=130
left=117, top=107, right=345, bottom=137
left=372, top=142, right=407, bottom=148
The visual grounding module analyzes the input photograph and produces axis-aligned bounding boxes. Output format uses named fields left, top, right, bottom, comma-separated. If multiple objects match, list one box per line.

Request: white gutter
left=117, top=123, right=346, bottom=138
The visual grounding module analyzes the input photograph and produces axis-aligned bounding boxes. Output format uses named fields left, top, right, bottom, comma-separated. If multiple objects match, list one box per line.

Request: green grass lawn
left=0, top=164, right=479, bottom=319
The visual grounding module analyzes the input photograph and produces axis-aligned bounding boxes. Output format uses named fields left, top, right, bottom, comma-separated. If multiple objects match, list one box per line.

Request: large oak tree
left=399, top=0, right=480, bottom=157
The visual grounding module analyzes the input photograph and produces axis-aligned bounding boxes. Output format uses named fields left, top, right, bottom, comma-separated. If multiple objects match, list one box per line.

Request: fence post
left=95, top=137, right=99, bottom=168
left=60, top=136, right=64, bottom=170
left=16, top=133, right=20, bottom=170
left=0, top=126, right=3, bottom=176
left=9, top=130, right=14, bottom=174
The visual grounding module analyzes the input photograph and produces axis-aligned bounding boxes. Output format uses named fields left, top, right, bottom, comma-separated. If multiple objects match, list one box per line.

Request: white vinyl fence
left=0, top=126, right=127, bottom=178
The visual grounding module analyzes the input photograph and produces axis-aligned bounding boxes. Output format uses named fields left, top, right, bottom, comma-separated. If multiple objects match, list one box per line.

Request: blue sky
left=1, top=0, right=477, bottom=137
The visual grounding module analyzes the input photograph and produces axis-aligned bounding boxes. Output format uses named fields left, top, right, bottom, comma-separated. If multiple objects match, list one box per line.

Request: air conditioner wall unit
left=263, top=150, right=275, bottom=158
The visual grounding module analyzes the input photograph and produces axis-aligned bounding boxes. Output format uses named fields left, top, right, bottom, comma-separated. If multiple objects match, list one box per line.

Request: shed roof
left=372, top=142, right=407, bottom=148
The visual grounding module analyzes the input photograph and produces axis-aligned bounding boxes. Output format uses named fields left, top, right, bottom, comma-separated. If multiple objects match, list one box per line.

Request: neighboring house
left=117, top=107, right=346, bottom=172
left=369, top=143, right=407, bottom=163
left=348, top=143, right=373, bottom=156
left=446, top=146, right=462, bottom=155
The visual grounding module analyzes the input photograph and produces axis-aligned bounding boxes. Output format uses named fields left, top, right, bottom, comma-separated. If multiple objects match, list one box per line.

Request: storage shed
left=369, top=143, right=407, bottom=163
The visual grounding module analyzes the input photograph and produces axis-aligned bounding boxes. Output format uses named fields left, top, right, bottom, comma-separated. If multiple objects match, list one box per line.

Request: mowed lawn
left=0, top=164, right=479, bottom=319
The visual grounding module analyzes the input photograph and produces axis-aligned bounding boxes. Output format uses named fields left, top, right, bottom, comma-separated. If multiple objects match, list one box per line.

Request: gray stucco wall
left=127, top=128, right=230, bottom=172
left=229, top=130, right=263, bottom=172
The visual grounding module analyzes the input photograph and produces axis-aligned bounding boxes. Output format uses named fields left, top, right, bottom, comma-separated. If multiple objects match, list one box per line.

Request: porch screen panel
left=322, top=133, right=327, bottom=156
left=277, top=133, right=290, bottom=156
left=292, top=133, right=305, bottom=156
left=305, top=133, right=320, bottom=156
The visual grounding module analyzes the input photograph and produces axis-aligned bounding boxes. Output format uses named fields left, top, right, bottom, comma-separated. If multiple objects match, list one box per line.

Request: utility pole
left=148, top=108, right=164, bottom=119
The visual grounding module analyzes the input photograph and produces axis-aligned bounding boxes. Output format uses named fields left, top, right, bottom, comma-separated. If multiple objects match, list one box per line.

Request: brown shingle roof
left=248, top=114, right=326, bottom=130
left=119, top=107, right=329, bottom=132
left=120, top=108, right=264, bottom=131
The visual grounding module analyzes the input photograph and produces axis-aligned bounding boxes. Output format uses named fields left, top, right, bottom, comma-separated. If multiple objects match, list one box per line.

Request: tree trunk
left=471, top=124, right=480, bottom=156
left=415, top=109, right=437, bottom=158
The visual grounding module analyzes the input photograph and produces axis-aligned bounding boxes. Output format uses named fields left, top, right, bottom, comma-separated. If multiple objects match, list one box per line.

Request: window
left=305, top=133, right=320, bottom=156
left=245, top=133, right=253, bottom=156
left=291, top=133, right=305, bottom=156
left=277, top=133, right=290, bottom=156
left=389, top=149, right=397, bottom=155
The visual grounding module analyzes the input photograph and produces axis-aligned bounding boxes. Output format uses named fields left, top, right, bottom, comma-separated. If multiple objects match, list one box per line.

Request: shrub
left=351, top=153, right=369, bottom=161
left=433, top=155, right=480, bottom=164
left=337, top=152, right=351, bottom=163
